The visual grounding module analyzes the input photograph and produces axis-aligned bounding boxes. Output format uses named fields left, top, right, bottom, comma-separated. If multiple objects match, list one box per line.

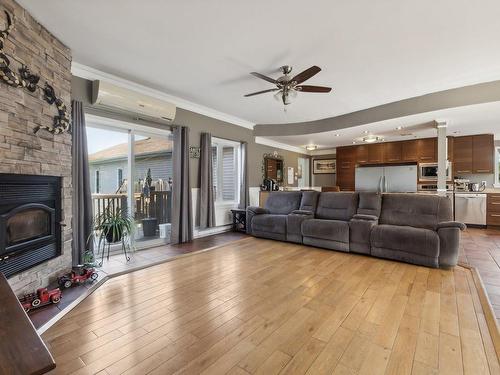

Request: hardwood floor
left=43, top=237, right=500, bottom=375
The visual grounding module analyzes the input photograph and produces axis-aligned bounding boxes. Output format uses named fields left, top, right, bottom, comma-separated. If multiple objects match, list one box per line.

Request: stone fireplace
left=1, top=0, right=73, bottom=294
left=0, top=174, right=63, bottom=278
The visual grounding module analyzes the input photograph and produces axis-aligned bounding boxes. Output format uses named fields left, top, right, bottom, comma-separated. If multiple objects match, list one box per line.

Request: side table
left=230, top=209, right=247, bottom=233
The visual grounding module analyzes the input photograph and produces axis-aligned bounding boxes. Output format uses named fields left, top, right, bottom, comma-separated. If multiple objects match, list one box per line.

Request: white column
left=436, top=121, right=447, bottom=196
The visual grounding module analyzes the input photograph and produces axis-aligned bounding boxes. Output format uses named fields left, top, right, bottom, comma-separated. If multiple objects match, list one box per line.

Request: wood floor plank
left=40, top=237, right=500, bottom=375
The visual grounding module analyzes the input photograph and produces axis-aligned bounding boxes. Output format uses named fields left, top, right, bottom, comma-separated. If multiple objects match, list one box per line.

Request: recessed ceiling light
left=352, top=141, right=356, bottom=144
left=334, top=133, right=340, bottom=137
left=362, top=135, right=383, bottom=143
left=396, top=126, right=403, bottom=130
left=305, top=144, right=317, bottom=151
left=363, top=130, right=369, bottom=134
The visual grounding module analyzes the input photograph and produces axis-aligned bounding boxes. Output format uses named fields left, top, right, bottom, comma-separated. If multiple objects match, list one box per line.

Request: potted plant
left=93, top=207, right=134, bottom=245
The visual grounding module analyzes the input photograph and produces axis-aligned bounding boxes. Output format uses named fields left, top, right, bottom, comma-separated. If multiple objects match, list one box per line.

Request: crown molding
left=71, top=62, right=255, bottom=130
left=254, top=137, right=309, bottom=155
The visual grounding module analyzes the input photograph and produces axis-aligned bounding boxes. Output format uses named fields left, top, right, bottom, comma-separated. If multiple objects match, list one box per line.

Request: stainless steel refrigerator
left=355, top=165, right=417, bottom=193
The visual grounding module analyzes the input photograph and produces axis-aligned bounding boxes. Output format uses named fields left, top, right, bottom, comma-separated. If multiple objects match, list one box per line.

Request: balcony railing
left=91, top=191, right=171, bottom=224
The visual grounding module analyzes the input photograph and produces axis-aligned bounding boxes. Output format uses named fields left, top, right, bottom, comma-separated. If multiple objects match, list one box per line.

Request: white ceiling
left=266, top=101, right=500, bottom=151
left=17, top=0, right=500, bottom=125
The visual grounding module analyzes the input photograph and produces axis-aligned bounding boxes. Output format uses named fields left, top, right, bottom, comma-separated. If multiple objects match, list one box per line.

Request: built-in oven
left=418, top=162, right=452, bottom=181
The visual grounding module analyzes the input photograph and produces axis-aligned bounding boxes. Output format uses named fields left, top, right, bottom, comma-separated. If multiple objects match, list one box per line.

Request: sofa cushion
left=316, top=192, right=359, bottom=221
left=379, top=194, right=452, bottom=230
left=299, top=191, right=320, bottom=213
left=302, top=219, right=349, bottom=243
left=371, top=224, right=439, bottom=258
left=264, top=192, right=302, bottom=215
left=357, top=192, right=381, bottom=217
left=252, top=214, right=287, bottom=234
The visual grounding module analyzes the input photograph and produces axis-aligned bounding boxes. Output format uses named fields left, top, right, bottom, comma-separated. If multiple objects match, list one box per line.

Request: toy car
left=58, top=266, right=98, bottom=289
left=19, top=287, right=62, bottom=312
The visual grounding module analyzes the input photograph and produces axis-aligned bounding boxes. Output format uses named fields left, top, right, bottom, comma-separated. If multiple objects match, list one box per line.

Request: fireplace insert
left=0, top=174, right=62, bottom=277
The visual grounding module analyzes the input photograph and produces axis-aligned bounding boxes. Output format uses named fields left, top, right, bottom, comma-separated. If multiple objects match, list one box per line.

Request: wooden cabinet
left=453, top=134, right=493, bottom=174
left=367, top=143, right=384, bottom=164
left=402, top=140, right=418, bottom=161
left=384, top=142, right=402, bottom=163
left=416, top=138, right=437, bottom=162
left=356, top=145, right=369, bottom=164
left=453, top=136, right=473, bottom=174
left=487, top=193, right=500, bottom=226
left=336, top=146, right=356, bottom=191
left=473, top=134, right=494, bottom=173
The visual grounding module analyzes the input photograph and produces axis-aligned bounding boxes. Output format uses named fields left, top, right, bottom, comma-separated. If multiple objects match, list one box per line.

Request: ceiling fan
left=244, top=65, right=332, bottom=105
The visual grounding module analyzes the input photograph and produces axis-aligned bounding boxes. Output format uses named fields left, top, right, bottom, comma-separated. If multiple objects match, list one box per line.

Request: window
left=211, top=137, right=240, bottom=203
left=95, top=170, right=100, bottom=193
left=117, top=168, right=123, bottom=190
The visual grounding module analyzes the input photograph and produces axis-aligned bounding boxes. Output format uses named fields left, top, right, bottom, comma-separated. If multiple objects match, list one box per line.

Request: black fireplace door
left=0, top=203, right=55, bottom=256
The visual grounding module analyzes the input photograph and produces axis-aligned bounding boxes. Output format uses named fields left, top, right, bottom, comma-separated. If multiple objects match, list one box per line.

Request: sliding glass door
left=86, top=121, right=173, bottom=250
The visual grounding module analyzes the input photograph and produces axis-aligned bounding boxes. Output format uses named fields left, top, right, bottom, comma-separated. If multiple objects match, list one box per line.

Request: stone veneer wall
left=1, top=0, right=73, bottom=294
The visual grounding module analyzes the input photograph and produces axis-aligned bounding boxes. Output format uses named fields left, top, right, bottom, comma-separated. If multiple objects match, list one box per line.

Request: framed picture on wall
left=313, top=159, right=336, bottom=174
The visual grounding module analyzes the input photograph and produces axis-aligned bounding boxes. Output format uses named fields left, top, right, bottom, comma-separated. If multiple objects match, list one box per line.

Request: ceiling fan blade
left=244, top=88, right=280, bottom=97
left=250, top=72, right=277, bottom=84
left=296, top=85, right=332, bottom=93
left=292, top=66, right=321, bottom=84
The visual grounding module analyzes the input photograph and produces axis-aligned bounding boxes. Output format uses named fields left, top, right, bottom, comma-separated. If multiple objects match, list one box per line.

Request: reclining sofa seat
left=371, top=194, right=465, bottom=268
left=246, top=191, right=303, bottom=241
left=349, top=192, right=382, bottom=254
left=301, top=192, right=359, bottom=252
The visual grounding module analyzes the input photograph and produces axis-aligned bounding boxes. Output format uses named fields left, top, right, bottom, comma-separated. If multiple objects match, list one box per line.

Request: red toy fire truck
left=19, top=287, right=62, bottom=312
left=58, top=266, right=98, bottom=289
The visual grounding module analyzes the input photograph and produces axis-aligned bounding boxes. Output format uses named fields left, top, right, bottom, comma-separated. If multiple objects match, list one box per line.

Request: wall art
left=0, top=10, right=70, bottom=135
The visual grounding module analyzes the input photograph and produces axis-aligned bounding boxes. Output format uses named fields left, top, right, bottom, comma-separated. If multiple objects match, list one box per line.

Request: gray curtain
left=239, top=142, right=249, bottom=209
left=171, top=125, right=193, bottom=244
left=71, top=100, right=93, bottom=265
left=199, top=133, right=215, bottom=229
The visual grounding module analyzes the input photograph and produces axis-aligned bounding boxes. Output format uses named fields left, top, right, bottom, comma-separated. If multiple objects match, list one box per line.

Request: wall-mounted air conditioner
left=92, top=80, right=176, bottom=123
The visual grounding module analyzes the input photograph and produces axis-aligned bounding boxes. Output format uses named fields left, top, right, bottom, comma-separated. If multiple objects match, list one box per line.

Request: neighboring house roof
left=89, top=137, right=173, bottom=162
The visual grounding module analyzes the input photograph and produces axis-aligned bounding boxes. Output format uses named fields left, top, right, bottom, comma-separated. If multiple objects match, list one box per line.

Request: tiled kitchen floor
left=459, top=227, right=500, bottom=324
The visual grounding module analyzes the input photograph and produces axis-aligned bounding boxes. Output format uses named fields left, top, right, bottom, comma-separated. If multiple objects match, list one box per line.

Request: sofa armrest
left=352, top=214, right=379, bottom=222
left=247, top=206, right=269, bottom=215
left=437, top=221, right=466, bottom=231
left=290, top=210, right=314, bottom=216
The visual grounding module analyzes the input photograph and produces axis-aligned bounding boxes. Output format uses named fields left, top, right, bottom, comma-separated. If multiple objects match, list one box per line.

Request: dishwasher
left=454, top=193, right=487, bottom=226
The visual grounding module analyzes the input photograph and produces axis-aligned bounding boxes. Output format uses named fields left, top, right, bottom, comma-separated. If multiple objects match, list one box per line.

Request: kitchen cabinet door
left=417, top=138, right=437, bottom=162
left=356, top=145, right=369, bottom=164
left=402, top=140, right=418, bottom=161
left=473, top=134, right=494, bottom=173
left=453, top=136, right=473, bottom=174
left=384, top=142, right=402, bottom=163
left=336, top=146, right=356, bottom=191
left=367, top=143, right=384, bottom=164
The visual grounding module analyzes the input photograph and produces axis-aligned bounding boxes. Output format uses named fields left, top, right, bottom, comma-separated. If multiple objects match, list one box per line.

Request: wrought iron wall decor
left=0, top=10, right=70, bottom=134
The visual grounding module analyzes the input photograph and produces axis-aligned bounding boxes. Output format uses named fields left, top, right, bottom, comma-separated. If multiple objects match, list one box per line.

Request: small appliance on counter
left=469, top=181, right=486, bottom=192
left=261, top=178, right=279, bottom=191
left=454, top=178, right=470, bottom=192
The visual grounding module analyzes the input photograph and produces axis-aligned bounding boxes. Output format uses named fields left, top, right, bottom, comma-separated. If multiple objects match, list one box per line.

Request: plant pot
left=142, top=218, right=158, bottom=237
left=105, top=231, right=123, bottom=244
